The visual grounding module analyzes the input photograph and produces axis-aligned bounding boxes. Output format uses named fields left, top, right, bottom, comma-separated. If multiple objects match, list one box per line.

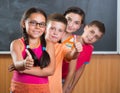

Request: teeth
left=33, top=31, right=39, bottom=34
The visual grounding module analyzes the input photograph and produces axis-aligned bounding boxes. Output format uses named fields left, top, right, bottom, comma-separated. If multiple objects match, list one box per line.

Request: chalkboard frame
left=0, top=0, right=119, bottom=54
left=117, top=0, right=120, bottom=54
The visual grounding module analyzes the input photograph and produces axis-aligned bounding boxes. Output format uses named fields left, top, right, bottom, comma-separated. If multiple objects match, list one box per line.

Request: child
left=62, top=20, right=105, bottom=93
left=45, top=13, right=82, bottom=93
left=9, top=7, right=55, bottom=93
left=61, top=6, right=85, bottom=93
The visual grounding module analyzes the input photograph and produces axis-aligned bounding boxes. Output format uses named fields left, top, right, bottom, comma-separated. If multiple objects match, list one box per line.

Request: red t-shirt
left=62, top=44, right=94, bottom=79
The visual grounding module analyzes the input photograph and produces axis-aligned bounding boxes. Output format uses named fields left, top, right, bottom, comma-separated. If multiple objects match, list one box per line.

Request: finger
left=76, top=42, right=83, bottom=52
left=8, top=66, right=15, bottom=72
left=74, top=35, right=77, bottom=43
left=26, top=61, right=33, bottom=67
left=8, top=64, right=14, bottom=69
left=25, top=64, right=33, bottom=70
left=25, top=49, right=32, bottom=59
left=8, top=68, right=15, bottom=72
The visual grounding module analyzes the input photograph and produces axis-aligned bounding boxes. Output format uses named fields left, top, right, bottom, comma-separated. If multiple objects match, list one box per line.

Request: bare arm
left=67, top=64, right=86, bottom=93
left=22, top=40, right=56, bottom=76
left=9, top=39, right=56, bottom=76
left=10, top=39, right=34, bottom=71
left=65, top=36, right=83, bottom=61
left=63, top=59, right=77, bottom=93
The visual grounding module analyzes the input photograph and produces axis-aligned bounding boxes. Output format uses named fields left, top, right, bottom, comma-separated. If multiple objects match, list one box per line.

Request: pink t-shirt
left=62, top=44, right=94, bottom=79
left=12, top=38, right=48, bottom=84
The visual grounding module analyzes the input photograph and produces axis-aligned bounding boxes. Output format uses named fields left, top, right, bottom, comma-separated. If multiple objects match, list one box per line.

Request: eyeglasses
left=28, top=20, right=46, bottom=28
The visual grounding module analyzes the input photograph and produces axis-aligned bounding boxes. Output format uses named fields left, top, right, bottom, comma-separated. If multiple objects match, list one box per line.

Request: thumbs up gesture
left=24, top=49, right=34, bottom=69
left=73, top=35, right=83, bottom=52
left=8, top=49, right=34, bottom=72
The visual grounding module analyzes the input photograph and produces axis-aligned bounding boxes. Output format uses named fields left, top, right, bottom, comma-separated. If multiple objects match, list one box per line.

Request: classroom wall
left=0, top=54, right=120, bottom=93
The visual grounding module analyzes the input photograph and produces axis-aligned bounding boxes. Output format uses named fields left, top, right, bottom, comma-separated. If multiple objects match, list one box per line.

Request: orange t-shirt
left=48, top=43, right=70, bottom=93
left=62, top=35, right=75, bottom=49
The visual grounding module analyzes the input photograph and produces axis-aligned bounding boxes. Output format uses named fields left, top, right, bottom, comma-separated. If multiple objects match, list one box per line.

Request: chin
left=52, top=39, right=58, bottom=43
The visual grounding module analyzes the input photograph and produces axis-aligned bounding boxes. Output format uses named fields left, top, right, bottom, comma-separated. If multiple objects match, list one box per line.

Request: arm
left=65, top=42, right=83, bottom=61
left=67, top=64, right=86, bottom=93
left=65, top=35, right=83, bottom=61
left=22, top=40, right=56, bottom=76
left=10, top=39, right=34, bottom=71
left=65, top=44, right=93, bottom=93
left=9, top=39, right=56, bottom=76
left=63, top=59, right=77, bottom=93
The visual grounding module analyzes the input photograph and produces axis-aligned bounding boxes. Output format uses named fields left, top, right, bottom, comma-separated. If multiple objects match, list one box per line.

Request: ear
left=84, top=25, right=88, bottom=32
left=21, top=20, right=26, bottom=28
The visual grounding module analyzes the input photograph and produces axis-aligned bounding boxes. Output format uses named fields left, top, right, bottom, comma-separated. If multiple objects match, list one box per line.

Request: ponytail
left=38, top=33, right=50, bottom=68
left=23, top=29, right=50, bottom=69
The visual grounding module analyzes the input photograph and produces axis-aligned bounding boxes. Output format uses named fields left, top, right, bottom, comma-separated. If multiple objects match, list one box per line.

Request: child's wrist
left=23, top=60, right=26, bottom=68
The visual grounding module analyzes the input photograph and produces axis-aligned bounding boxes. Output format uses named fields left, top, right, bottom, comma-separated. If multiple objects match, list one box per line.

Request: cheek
left=46, top=32, right=51, bottom=37
left=75, top=25, right=81, bottom=30
left=89, top=39, right=97, bottom=44
left=26, top=25, right=34, bottom=31
left=41, top=28, right=46, bottom=33
left=58, top=33, right=64, bottom=39
left=93, top=39, right=98, bottom=43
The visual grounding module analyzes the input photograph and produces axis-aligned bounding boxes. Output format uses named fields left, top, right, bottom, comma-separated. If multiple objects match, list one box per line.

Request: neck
left=29, top=38, right=40, bottom=48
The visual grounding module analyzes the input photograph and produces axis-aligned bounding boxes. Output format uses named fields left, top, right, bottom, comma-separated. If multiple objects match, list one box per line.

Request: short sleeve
left=76, top=44, right=94, bottom=70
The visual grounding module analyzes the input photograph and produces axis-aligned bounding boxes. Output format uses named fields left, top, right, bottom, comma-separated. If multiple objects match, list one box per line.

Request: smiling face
left=45, top=21, right=66, bottom=43
left=22, top=13, right=46, bottom=39
left=65, top=13, right=83, bottom=33
left=82, top=25, right=104, bottom=44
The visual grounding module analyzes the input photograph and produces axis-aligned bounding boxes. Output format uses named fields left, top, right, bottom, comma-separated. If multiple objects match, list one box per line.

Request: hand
left=8, top=63, right=16, bottom=72
left=74, top=35, right=83, bottom=52
left=24, top=49, right=34, bottom=69
left=63, top=86, right=72, bottom=93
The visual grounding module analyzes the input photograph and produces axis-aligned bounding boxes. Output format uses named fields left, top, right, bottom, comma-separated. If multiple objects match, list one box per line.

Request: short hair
left=88, top=20, right=105, bottom=35
left=47, top=13, right=67, bottom=26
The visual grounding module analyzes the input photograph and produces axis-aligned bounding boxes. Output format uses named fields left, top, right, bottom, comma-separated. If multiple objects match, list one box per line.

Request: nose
left=68, top=21, right=73, bottom=27
left=53, top=30, right=58, bottom=35
left=89, top=34, right=95, bottom=40
left=35, top=23, right=40, bottom=28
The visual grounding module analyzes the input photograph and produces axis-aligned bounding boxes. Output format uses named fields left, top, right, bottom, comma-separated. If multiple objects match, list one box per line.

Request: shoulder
left=10, top=38, right=24, bottom=52
left=55, top=43, right=70, bottom=52
left=55, top=43, right=66, bottom=49
left=83, top=44, right=94, bottom=50
left=81, top=44, right=94, bottom=55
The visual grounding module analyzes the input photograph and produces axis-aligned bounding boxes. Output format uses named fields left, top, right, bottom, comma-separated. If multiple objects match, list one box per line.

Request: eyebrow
left=67, top=17, right=81, bottom=23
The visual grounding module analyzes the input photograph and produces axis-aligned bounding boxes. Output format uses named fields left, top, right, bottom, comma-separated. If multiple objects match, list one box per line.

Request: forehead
left=28, top=13, right=46, bottom=21
left=65, top=13, right=83, bottom=21
left=47, top=21, right=66, bottom=28
left=88, top=25, right=103, bottom=37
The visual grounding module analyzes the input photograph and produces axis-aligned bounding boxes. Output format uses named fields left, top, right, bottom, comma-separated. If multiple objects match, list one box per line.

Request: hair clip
left=42, top=47, right=46, bottom=51
left=26, top=45, right=30, bottom=49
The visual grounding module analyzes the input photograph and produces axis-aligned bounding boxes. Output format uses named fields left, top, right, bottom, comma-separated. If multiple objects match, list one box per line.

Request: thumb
left=74, top=35, right=77, bottom=44
left=25, top=49, right=32, bottom=59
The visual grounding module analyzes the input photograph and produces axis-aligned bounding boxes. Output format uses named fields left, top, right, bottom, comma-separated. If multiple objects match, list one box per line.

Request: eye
left=29, top=20, right=37, bottom=25
left=75, top=21, right=81, bottom=25
left=95, top=35, right=101, bottom=40
left=67, top=17, right=72, bottom=23
left=90, top=30, right=95, bottom=34
left=39, top=22, right=46, bottom=27
left=28, top=20, right=46, bottom=27
left=50, top=27, right=55, bottom=30
left=59, top=29, right=64, bottom=32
